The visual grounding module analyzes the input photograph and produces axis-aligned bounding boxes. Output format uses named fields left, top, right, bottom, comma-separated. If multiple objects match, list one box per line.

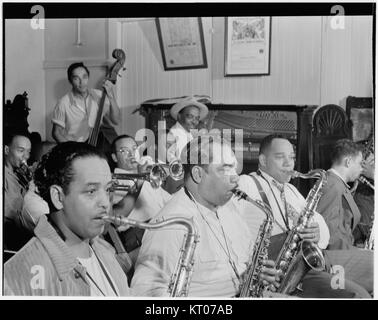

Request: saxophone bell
left=272, top=169, right=327, bottom=295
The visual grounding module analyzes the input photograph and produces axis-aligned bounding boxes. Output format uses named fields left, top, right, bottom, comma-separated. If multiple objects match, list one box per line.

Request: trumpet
left=358, top=176, right=374, bottom=191
left=112, top=159, right=184, bottom=190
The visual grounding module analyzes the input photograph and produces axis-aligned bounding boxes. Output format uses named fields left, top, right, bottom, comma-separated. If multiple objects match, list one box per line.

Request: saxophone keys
left=279, top=261, right=288, bottom=269
left=284, top=250, right=292, bottom=260
left=289, top=242, right=297, bottom=250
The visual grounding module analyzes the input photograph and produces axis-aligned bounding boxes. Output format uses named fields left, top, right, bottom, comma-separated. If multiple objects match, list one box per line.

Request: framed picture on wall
left=225, top=17, right=271, bottom=76
left=156, top=17, right=208, bottom=71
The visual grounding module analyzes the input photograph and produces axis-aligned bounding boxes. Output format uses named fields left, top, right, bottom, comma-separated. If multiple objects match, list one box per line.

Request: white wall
left=5, top=19, right=45, bottom=139
left=4, top=16, right=374, bottom=140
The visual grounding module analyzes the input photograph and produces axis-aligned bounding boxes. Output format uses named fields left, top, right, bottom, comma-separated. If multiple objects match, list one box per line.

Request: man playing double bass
left=52, top=62, right=121, bottom=144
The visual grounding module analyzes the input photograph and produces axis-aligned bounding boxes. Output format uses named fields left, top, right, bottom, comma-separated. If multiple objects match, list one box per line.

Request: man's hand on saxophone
left=259, top=259, right=281, bottom=289
left=297, top=221, right=321, bottom=243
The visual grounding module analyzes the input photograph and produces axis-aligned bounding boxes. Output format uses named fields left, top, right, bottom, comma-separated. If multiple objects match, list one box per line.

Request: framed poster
left=156, top=17, right=208, bottom=71
left=225, top=17, right=271, bottom=76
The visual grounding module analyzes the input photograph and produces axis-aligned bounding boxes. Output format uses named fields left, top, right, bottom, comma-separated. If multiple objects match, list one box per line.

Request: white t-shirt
left=77, top=248, right=119, bottom=297
left=51, top=89, right=111, bottom=142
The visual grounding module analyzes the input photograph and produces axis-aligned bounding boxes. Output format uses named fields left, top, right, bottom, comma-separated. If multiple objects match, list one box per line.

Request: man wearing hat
left=158, top=97, right=209, bottom=164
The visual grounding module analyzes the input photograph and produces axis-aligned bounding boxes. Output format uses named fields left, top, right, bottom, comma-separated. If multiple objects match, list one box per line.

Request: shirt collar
left=173, top=121, right=193, bottom=137
left=258, top=169, right=286, bottom=191
left=183, top=187, right=219, bottom=219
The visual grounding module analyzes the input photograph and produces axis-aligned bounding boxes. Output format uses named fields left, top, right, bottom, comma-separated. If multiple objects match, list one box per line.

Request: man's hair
left=4, top=131, right=30, bottom=147
left=111, top=134, right=134, bottom=154
left=34, top=142, right=106, bottom=210
left=331, top=139, right=363, bottom=165
left=259, top=134, right=286, bottom=155
left=67, top=62, right=90, bottom=84
left=180, top=135, right=231, bottom=180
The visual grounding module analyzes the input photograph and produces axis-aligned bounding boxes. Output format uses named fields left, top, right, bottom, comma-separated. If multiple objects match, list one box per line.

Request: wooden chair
left=311, top=104, right=352, bottom=170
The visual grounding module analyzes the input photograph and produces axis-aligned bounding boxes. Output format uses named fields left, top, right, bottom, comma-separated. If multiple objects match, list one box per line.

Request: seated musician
left=109, top=134, right=172, bottom=255
left=131, top=135, right=281, bottom=297
left=4, top=132, right=34, bottom=251
left=157, top=96, right=208, bottom=164
left=51, top=62, right=120, bottom=143
left=316, top=139, right=373, bottom=294
left=352, top=138, right=374, bottom=247
left=231, top=134, right=372, bottom=298
left=20, top=141, right=56, bottom=232
left=4, top=142, right=130, bottom=296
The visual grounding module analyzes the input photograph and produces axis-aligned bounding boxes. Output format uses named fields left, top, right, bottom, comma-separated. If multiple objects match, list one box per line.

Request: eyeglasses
left=117, top=146, right=137, bottom=157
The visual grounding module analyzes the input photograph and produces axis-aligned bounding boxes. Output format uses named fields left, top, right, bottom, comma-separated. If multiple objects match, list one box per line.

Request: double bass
left=87, top=48, right=126, bottom=152
left=88, top=49, right=134, bottom=275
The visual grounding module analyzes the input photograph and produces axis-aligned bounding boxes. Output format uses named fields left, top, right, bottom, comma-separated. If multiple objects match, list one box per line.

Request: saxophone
left=102, top=215, right=199, bottom=297
left=351, top=134, right=375, bottom=193
left=364, top=222, right=374, bottom=250
left=272, top=169, right=327, bottom=295
left=14, top=160, right=33, bottom=190
left=233, top=189, right=274, bottom=297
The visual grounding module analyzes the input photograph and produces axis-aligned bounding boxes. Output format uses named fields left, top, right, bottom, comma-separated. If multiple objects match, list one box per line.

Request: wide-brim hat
left=170, top=97, right=209, bottom=121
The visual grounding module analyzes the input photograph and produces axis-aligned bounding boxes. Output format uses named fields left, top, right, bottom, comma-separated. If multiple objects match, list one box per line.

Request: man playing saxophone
left=316, top=139, right=373, bottom=295
left=232, top=134, right=371, bottom=298
left=131, top=135, right=280, bottom=297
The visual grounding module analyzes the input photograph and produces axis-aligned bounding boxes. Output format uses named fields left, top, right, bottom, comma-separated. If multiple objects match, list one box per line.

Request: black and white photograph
left=1, top=1, right=375, bottom=309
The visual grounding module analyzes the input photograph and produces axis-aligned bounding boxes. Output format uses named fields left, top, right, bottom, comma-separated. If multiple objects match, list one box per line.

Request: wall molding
left=43, top=59, right=111, bottom=69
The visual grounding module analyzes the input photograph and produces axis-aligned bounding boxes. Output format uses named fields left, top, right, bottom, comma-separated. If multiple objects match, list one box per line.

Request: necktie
left=272, top=180, right=299, bottom=226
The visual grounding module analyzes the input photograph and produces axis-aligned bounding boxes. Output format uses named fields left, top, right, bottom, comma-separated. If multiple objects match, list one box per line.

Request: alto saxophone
left=102, top=215, right=199, bottom=297
left=273, top=169, right=327, bottom=295
left=233, top=189, right=274, bottom=297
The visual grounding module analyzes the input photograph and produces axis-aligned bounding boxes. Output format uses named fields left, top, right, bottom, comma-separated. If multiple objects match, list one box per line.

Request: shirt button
left=74, top=271, right=80, bottom=279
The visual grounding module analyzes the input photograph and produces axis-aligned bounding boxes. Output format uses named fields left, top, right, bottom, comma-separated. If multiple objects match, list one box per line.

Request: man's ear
left=111, top=153, right=118, bottom=164
left=344, top=156, right=351, bottom=168
left=4, top=145, right=9, bottom=156
left=50, top=185, right=64, bottom=210
left=190, top=166, right=203, bottom=184
left=259, top=154, right=266, bottom=167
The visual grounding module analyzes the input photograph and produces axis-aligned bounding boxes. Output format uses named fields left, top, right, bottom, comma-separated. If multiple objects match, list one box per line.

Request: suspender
left=249, top=174, right=270, bottom=207
left=249, top=173, right=288, bottom=233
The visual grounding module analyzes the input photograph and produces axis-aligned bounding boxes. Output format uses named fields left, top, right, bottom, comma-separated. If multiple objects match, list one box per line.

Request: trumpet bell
left=169, top=159, right=184, bottom=181
left=150, top=165, right=168, bottom=188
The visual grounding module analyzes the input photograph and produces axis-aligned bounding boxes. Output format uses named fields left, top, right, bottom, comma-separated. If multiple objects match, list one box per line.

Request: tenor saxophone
left=273, top=169, right=327, bottom=295
left=102, top=215, right=199, bottom=297
left=233, top=189, right=274, bottom=297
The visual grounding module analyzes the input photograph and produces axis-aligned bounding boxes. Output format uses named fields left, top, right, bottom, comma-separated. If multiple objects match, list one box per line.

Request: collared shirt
left=113, top=167, right=172, bottom=222
left=166, top=122, right=193, bottom=162
left=4, top=165, right=26, bottom=221
left=131, top=188, right=252, bottom=297
left=51, top=89, right=111, bottom=142
left=231, top=171, right=330, bottom=249
left=4, top=215, right=130, bottom=296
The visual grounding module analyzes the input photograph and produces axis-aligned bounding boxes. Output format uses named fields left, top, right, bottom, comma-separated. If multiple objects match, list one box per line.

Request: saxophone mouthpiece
left=102, top=215, right=116, bottom=224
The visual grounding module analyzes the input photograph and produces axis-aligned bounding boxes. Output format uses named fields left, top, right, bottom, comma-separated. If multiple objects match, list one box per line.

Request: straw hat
left=170, top=97, right=209, bottom=121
